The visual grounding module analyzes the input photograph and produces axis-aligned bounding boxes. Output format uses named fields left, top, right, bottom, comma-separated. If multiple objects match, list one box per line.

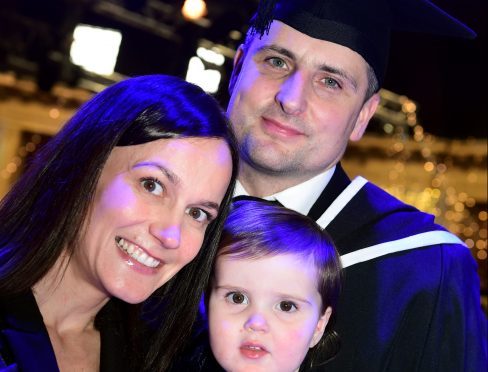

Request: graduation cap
left=251, top=0, right=476, bottom=85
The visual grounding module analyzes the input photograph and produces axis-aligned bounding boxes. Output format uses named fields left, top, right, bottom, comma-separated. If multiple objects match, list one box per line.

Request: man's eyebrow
left=318, top=63, right=358, bottom=91
left=256, top=44, right=358, bottom=91
left=255, top=44, right=296, bottom=61
left=133, top=162, right=180, bottom=186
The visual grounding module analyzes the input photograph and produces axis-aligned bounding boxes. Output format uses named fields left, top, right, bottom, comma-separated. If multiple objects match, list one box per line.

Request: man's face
left=227, top=21, right=379, bottom=188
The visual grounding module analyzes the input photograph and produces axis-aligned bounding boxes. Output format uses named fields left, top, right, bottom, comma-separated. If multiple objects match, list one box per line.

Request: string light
left=1, top=78, right=485, bottom=265
left=0, top=133, right=43, bottom=184
left=373, top=92, right=487, bottom=265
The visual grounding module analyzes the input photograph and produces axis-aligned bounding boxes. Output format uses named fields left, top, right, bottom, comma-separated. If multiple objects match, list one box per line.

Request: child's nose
left=244, top=312, right=269, bottom=333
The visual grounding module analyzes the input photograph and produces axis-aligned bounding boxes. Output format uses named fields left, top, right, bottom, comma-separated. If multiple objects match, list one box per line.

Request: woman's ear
left=309, top=307, right=332, bottom=348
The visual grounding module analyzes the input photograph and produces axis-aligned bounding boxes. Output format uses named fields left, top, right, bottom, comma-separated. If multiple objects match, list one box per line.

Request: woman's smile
left=116, top=236, right=161, bottom=268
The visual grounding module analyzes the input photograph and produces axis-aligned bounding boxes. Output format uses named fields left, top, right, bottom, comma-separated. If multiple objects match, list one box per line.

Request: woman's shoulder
left=0, top=291, right=59, bottom=371
left=0, top=327, right=17, bottom=371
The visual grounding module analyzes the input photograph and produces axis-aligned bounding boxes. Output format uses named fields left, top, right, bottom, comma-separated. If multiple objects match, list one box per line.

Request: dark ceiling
left=0, top=0, right=486, bottom=139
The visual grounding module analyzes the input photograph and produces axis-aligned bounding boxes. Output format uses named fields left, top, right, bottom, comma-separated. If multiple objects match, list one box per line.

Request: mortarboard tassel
left=250, top=0, right=277, bottom=37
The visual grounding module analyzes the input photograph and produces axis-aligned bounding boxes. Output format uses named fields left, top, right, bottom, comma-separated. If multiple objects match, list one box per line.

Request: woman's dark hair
left=212, top=198, right=343, bottom=368
left=0, top=75, right=239, bottom=371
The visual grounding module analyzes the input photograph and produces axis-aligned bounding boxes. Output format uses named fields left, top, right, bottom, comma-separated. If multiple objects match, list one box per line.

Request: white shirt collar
left=234, top=165, right=336, bottom=215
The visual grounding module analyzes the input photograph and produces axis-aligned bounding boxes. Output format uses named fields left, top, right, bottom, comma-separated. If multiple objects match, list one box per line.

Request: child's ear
left=309, top=307, right=333, bottom=348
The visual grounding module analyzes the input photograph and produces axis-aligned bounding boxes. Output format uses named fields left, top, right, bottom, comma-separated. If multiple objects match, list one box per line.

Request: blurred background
left=0, top=0, right=486, bottom=311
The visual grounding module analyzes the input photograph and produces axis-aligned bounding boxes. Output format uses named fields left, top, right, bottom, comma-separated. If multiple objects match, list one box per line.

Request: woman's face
left=73, top=137, right=233, bottom=304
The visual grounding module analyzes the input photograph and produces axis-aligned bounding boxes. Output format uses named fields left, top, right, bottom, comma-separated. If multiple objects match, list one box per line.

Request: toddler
left=207, top=198, right=342, bottom=372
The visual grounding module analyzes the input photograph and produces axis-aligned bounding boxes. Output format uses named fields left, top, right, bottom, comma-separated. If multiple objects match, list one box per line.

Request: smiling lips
left=116, top=237, right=161, bottom=268
left=262, top=117, right=304, bottom=138
left=240, top=343, right=269, bottom=359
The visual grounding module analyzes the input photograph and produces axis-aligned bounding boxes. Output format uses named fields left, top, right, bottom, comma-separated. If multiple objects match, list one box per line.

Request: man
left=224, top=0, right=487, bottom=371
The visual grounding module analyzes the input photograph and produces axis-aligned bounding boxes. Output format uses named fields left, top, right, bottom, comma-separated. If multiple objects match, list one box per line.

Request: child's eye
left=185, top=207, right=212, bottom=223
left=225, top=291, right=248, bottom=305
left=277, top=300, right=297, bottom=312
left=140, top=178, right=164, bottom=196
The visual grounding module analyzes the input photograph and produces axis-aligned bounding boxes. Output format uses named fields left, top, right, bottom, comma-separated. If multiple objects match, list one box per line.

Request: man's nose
left=276, top=71, right=307, bottom=115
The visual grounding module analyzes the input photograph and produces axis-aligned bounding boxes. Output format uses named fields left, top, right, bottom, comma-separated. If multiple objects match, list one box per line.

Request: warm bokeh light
left=182, top=0, right=207, bottom=20
left=49, top=108, right=60, bottom=119
left=423, top=161, right=435, bottom=172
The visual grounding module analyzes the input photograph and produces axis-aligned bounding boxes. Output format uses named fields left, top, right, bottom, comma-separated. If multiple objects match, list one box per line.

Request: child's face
left=208, top=253, right=332, bottom=372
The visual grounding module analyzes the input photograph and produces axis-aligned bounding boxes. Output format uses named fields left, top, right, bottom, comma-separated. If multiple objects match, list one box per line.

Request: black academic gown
left=307, top=164, right=487, bottom=372
left=0, top=291, right=132, bottom=372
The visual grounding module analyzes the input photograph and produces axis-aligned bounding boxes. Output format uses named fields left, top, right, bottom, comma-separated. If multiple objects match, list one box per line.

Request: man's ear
left=228, top=45, right=245, bottom=95
left=310, top=307, right=333, bottom=348
left=350, top=92, right=380, bottom=141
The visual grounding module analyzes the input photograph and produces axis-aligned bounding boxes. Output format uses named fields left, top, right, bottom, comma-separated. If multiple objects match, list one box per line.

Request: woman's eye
left=185, top=207, right=211, bottom=223
left=278, top=301, right=297, bottom=312
left=267, top=57, right=287, bottom=69
left=225, top=291, right=248, bottom=305
left=140, top=178, right=164, bottom=196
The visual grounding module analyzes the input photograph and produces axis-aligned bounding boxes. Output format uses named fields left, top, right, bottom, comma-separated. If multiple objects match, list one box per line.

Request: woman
left=0, top=75, right=238, bottom=371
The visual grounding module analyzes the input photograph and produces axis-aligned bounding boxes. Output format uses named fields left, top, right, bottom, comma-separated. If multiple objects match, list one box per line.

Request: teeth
left=246, top=346, right=262, bottom=350
left=116, top=238, right=160, bottom=268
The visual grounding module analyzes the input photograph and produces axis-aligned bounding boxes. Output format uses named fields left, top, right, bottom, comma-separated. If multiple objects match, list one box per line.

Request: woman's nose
left=149, top=218, right=182, bottom=249
left=244, top=312, right=269, bottom=333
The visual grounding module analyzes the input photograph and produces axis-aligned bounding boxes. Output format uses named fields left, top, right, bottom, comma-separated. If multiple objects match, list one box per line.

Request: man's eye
left=267, top=57, right=287, bottom=69
left=323, top=77, right=340, bottom=89
left=278, top=301, right=297, bottom=312
left=225, top=291, right=248, bottom=305
left=140, top=178, right=164, bottom=195
left=185, top=207, right=211, bottom=223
